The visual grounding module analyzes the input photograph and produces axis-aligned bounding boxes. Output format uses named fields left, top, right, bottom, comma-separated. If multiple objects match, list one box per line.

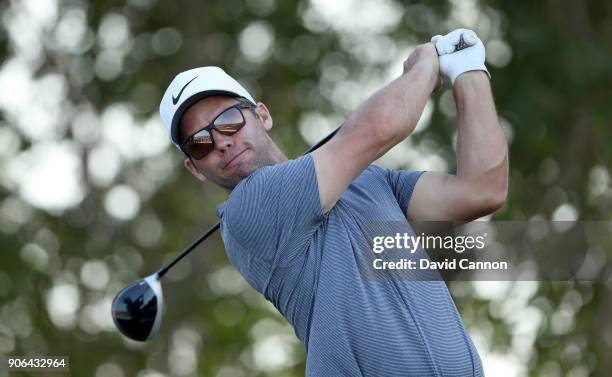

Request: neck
left=267, top=140, right=288, bottom=164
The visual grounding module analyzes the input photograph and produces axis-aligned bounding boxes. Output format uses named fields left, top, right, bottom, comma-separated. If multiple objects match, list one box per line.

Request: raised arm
left=408, top=30, right=508, bottom=221
left=312, top=44, right=439, bottom=213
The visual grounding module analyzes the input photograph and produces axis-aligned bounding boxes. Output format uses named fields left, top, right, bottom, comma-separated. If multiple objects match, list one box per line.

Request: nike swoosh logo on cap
left=172, top=76, right=198, bottom=105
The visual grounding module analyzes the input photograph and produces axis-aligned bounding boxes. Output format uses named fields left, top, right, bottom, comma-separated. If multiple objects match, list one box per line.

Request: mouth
left=223, top=148, right=249, bottom=170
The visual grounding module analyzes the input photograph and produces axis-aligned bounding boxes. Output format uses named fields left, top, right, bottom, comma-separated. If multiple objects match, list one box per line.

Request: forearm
left=454, top=72, right=508, bottom=194
left=311, top=57, right=438, bottom=213
left=343, top=62, right=438, bottom=156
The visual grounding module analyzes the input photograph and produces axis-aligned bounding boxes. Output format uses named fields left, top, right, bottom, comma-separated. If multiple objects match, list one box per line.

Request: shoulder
left=354, top=165, right=425, bottom=208
left=365, top=164, right=423, bottom=180
left=365, top=164, right=388, bottom=176
left=352, top=164, right=397, bottom=186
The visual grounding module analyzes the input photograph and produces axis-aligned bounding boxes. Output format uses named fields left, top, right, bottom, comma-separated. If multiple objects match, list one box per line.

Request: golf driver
left=112, top=127, right=340, bottom=341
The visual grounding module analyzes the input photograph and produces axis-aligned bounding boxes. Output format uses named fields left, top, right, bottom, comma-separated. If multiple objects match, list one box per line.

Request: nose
left=212, top=129, right=234, bottom=153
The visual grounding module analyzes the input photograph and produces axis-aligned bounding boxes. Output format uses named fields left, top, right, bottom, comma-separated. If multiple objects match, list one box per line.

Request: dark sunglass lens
left=186, top=130, right=214, bottom=160
left=214, top=107, right=245, bottom=135
left=111, top=280, right=158, bottom=341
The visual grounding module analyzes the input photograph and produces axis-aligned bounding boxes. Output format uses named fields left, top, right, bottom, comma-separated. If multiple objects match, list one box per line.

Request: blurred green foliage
left=0, top=0, right=611, bottom=376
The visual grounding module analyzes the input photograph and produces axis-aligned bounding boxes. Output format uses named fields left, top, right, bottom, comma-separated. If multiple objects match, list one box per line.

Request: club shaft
left=157, top=126, right=341, bottom=279
left=157, top=222, right=220, bottom=278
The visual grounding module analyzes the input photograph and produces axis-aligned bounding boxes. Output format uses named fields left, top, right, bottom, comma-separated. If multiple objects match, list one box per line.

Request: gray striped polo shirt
left=217, top=154, right=484, bottom=377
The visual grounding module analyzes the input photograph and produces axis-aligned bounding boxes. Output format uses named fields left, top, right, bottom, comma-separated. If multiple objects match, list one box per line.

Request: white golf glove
left=431, top=28, right=490, bottom=84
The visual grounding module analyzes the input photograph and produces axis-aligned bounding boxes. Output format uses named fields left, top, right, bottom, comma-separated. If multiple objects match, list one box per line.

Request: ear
left=255, top=102, right=273, bottom=131
left=184, top=158, right=208, bottom=183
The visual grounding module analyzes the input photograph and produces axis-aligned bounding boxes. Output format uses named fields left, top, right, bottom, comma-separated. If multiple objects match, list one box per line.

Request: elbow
left=485, top=158, right=509, bottom=213
left=469, top=154, right=509, bottom=217
left=461, top=177, right=507, bottom=220
left=462, top=190, right=506, bottom=221
left=483, top=185, right=508, bottom=214
left=476, top=180, right=508, bottom=216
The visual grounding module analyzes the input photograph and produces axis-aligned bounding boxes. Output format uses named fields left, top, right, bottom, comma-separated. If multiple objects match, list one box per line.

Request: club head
left=111, top=274, right=164, bottom=341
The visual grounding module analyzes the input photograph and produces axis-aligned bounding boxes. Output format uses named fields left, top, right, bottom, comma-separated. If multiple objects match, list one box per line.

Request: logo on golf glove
left=431, top=28, right=491, bottom=84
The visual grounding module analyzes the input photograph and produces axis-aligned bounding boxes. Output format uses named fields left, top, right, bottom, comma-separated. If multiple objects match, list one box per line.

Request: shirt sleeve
left=220, top=153, right=325, bottom=266
left=384, top=168, right=426, bottom=217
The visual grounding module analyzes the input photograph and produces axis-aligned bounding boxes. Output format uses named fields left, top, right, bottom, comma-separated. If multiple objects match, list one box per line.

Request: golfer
left=159, top=29, right=508, bottom=376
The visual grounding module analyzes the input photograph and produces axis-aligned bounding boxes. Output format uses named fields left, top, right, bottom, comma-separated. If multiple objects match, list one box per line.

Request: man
left=159, top=29, right=508, bottom=376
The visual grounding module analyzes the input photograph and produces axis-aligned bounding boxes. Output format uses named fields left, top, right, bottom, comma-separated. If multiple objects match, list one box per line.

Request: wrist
left=453, top=71, right=490, bottom=88
left=413, top=61, right=440, bottom=91
left=452, top=71, right=493, bottom=104
left=449, top=64, right=490, bottom=85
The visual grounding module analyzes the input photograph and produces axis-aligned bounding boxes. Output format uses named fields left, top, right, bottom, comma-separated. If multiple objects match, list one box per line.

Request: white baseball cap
left=159, top=66, right=256, bottom=146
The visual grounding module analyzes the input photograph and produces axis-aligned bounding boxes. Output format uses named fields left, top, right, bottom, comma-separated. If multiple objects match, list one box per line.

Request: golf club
left=112, top=126, right=340, bottom=341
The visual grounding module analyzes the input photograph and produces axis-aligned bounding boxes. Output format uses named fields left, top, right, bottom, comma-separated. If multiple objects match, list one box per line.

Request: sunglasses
left=180, top=100, right=256, bottom=160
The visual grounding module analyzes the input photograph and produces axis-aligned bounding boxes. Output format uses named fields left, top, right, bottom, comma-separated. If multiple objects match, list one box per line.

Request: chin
left=236, top=160, right=260, bottom=176
left=221, top=158, right=263, bottom=187
left=219, top=168, right=251, bottom=189
left=235, top=167, right=255, bottom=181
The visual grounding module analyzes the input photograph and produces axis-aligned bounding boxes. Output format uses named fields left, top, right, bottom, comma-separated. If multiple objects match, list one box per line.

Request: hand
left=431, top=29, right=490, bottom=84
left=402, top=43, right=441, bottom=90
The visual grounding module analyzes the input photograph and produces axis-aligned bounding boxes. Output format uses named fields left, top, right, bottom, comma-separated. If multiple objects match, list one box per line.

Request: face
left=179, top=96, right=277, bottom=189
